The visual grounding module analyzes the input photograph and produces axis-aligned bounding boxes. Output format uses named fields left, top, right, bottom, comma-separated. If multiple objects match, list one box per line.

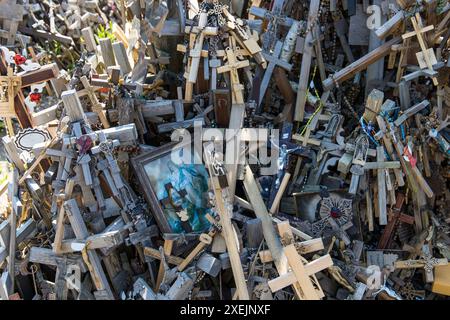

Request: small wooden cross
left=395, top=244, right=448, bottom=283
left=184, top=12, right=218, bottom=86
left=402, top=13, right=438, bottom=85
left=217, top=38, right=249, bottom=105
left=80, top=76, right=110, bottom=129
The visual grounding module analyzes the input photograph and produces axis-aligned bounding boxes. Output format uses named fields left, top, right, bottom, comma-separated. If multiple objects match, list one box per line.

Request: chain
left=332, top=77, right=361, bottom=125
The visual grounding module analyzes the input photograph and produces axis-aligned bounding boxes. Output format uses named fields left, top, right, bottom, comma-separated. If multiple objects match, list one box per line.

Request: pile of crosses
left=0, top=0, right=449, bottom=301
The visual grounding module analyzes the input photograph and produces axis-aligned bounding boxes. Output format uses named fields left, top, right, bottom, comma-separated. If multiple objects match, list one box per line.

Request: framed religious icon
left=131, top=139, right=213, bottom=234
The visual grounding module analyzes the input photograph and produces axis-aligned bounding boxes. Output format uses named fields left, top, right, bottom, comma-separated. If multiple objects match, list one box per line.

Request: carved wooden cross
left=402, top=13, right=438, bottom=85
left=395, top=244, right=448, bottom=283
left=258, top=40, right=293, bottom=107
left=217, top=38, right=249, bottom=105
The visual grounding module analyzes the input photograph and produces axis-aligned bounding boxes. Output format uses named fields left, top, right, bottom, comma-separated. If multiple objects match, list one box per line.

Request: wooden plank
left=61, top=89, right=85, bottom=122
left=377, top=146, right=387, bottom=225
left=99, top=38, right=116, bottom=68
left=323, top=37, right=401, bottom=90
left=81, top=27, right=97, bottom=52
left=283, top=244, right=321, bottom=299
left=112, top=42, right=132, bottom=74
left=294, top=0, right=321, bottom=121
left=204, top=145, right=249, bottom=300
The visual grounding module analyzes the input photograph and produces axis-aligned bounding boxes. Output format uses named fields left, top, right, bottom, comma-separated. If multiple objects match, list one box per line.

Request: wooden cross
left=0, top=65, right=21, bottom=134
left=402, top=13, right=438, bottom=85
left=64, top=199, right=115, bottom=299
left=375, top=113, right=405, bottom=187
left=217, top=38, right=249, bottom=105
left=348, top=135, right=369, bottom=195
left=183, top=12, right=218, bottom=101
left=242, top=165, right=324, bottom=299
left=395, top=244, right=448, bottom=283
left=258, top=41, right=293, bottom=107
left=267, top=220, right=332, bottom=300
left=80, top=76, right=110, bottom=129
left=378, top=193, right=414, bottom=249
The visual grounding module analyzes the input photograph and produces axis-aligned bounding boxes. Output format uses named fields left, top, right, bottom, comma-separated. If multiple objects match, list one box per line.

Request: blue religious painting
left=143, top=152, right=212, bottom=233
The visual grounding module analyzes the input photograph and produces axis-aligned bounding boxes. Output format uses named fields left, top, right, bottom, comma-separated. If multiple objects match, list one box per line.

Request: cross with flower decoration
left=0, top=49, right=58, bottom=132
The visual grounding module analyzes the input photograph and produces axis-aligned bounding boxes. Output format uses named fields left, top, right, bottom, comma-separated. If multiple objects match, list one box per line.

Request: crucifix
left=216, top=37, right=249, bottom=105
left=402, top=13, right=438, bottom=86
left=258, top=40, right=293, bottom=108
left=348, top=135, right=369, bottom=195
left=395, top=244, right=448, bottom=283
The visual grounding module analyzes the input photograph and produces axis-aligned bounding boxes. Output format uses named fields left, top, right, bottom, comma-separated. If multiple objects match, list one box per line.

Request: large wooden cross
left=64, top=199, right=115, bottom=299
left=267, top=220, right=332, bottom=299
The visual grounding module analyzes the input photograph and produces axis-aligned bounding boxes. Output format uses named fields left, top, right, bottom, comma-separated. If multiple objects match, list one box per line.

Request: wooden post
left=322, top=37, right=401, bottom=90
left=204, top=144, right=249, bottom=300
left=294, top=0, right=321, bottom=121
left=377, top=146, right=387, bottom=225
left=99, top=38, right=116, bottom=68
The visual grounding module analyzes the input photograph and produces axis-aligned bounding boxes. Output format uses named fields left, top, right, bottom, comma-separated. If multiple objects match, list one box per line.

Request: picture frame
left=131, top=139, right=213, bottom=234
